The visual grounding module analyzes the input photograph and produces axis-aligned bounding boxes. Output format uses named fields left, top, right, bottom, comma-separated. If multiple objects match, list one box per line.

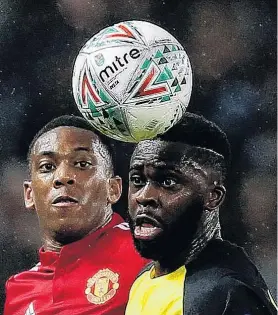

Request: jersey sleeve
left=220, top=280, right=276, bottom=315
left=183, top=277, right=277, bottom=315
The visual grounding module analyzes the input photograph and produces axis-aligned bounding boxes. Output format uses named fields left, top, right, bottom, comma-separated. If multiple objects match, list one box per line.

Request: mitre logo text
left=99, top=48, right=140, bottom=83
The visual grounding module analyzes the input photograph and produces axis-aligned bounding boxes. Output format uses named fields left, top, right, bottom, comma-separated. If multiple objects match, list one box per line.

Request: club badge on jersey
left=85, top=269, right=120, bottom=305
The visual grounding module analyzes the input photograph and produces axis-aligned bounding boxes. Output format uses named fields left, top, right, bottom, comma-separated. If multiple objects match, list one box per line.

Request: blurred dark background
left=0, top=0, right=276, bottom=312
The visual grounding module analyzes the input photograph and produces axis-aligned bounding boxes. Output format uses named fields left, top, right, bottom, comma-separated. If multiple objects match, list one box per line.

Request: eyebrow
left=129, top=162, right=183, bottom=174
left=37, top=151, right=55, bottom=157
left=36, top=147, right=92, bottom=156
left=129, top=163, right=143, bottom=171
left=73, top=147, right=91, bottom=152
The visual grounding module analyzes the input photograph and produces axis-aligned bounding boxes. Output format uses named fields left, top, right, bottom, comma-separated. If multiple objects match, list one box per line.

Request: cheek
left=161, top=190, right=201, bottom=218
left=82, top=175, right=108, bottom=202
left=128, top=190, right=137, bottom=216
left=163, top=190, right=193, bottom=207
left=31, top=178, right=52, bottom=202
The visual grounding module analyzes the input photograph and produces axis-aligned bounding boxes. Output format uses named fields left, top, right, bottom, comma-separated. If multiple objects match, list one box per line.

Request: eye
left=75, top=161, right=92, bottom=169
left=161, top=178, right=177, bottom=188
left=39, top=162, right=55, bottom=173
left=130, top=174, right=146, bottom=187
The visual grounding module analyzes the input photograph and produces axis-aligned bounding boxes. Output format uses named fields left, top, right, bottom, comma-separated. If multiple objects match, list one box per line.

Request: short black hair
left=28, top=115, right=115, bottom=174
left=157, top=112, right=231, bottom=180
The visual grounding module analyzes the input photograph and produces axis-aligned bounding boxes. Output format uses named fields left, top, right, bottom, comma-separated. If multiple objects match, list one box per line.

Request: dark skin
left=24, top=126, right=122, bottom=252
left=128, top=140, right=226, bottom=277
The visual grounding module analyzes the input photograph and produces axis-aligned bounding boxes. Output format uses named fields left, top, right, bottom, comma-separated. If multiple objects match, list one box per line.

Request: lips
left=52, top=195, right=78, bottom=207
left=134, top=214, right=163, bottom=241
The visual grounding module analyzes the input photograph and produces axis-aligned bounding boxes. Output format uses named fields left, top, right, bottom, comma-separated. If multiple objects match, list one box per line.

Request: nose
left=53, top=163, right=76, bottom=188
left=135, top=182, right=159, bottom=208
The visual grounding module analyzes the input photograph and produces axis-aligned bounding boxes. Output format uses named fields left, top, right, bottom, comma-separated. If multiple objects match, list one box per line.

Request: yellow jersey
left=125, top=264, right=186, bottom=315
left=125, top=240, right=277, bottom=315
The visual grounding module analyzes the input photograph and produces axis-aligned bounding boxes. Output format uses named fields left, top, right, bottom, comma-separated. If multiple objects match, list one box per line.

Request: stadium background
left=0, top=0, right=276, bottom=311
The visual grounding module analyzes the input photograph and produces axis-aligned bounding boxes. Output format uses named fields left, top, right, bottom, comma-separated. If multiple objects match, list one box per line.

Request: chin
left=132, top=234, right=169, bottom=261
left=53, top=226, right=87, bottom=245
left=134, top=240, right=160, bottom=260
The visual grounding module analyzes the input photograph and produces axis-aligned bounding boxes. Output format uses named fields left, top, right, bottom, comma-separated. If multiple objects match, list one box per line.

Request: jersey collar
left=39, top=213, right=124, bottom=267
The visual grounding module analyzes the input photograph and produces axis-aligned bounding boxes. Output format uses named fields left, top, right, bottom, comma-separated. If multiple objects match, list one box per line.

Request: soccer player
left=125, top=112, right=277, bottom=315
left=4, top=115, right=148, bottom=315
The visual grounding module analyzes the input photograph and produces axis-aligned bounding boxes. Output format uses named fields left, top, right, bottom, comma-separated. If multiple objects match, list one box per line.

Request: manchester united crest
left=85, top=269, right=120, bottom=304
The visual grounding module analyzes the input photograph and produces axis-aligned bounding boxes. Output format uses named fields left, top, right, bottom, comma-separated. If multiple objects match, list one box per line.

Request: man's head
left=128, top=112, right=231, bottom=263
left=24, top=115, right=122, bottom=247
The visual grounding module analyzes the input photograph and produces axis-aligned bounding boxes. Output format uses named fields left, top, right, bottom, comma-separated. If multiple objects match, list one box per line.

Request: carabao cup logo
left=94, top=53, right=105, bottom=67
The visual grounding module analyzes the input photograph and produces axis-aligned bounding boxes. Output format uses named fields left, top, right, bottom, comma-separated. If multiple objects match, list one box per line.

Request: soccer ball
left=72, top=20, right=192, bottom=142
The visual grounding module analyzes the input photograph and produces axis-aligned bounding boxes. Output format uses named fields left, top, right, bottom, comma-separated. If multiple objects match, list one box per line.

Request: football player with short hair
left=4, top=115, right=148, bottom=315
left=125, top=112, right=277, bottom=315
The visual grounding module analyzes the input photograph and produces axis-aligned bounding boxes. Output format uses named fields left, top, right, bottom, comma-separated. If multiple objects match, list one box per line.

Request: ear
left=23, top=180, right=35, bottom=210
left=107, top=176, right=122, bottom=204
left=205, top=184, right=226, bottom=211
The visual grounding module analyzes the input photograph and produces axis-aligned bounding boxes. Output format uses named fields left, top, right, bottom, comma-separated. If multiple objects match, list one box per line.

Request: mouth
left=134, top=214, right=163, bottom=241
left=52, top=196, right=78, bottom=207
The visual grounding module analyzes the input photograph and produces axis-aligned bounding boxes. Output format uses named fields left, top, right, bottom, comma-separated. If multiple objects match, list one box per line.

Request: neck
left=153, top=250, right=187, bottom=277
left=184, top=208, right=221, bottom=265
left=42, top=207, right=113, bottom=252
left=43, top=237, right=63, bottom=252
left=153, top=209, right=221, bottom=277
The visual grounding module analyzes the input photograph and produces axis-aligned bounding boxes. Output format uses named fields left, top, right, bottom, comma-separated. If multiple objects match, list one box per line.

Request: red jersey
left=4, top=213, right=148, bottom=315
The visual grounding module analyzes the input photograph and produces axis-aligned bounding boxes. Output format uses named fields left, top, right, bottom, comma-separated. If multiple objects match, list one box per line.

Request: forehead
left=131, top=140, right=198, bottom=168
left=32, top=126, right=101, bottom=155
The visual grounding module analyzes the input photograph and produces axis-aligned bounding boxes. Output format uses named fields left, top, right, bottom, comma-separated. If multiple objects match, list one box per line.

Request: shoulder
left=186, top=239, right=270, bottom=294
left=184, top=275, right=276, bottom=315
left=189, top=239, right=265, bottom=285
left=211, top=277, right=276, bottom=314
left=6, top=262, right=41, bottom=283
left=183, top=240, right=277, bottom=315
left=5, top=262, right=41, bottom=297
